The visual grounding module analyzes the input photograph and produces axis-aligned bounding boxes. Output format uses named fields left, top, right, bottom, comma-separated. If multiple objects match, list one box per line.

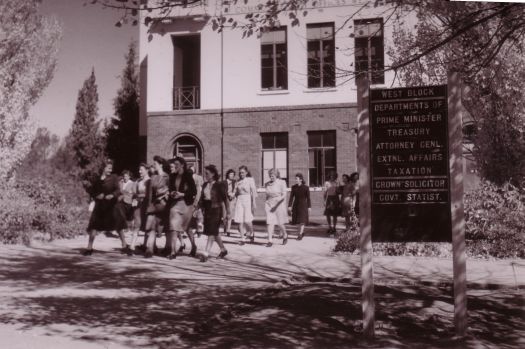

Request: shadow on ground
left=0, top=246, right=523, bottom=349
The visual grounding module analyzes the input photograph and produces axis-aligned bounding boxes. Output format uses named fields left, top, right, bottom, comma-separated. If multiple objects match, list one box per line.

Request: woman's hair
left=139, top=162, right=148, bottom=171
left=342, top=174, right=350, bottom=183
left=101, top=158, right=114, bottom=173
left=350, top=172, right=359, bottom=182
left=205, top=164, right=220, bottom=181
left=226, top=169, right=235, bottom=179
left=122, top=170, right=131, bottom=178
left=328, top=170, right=338, bottom=181
left=152, top=155, right=168, bottom=173
left=173, top=156, right=188, bottom=172
left=295, top=173, right=305, bottom=184
left=238, top=165, right=252, bottom=177
left=268, top=168, right=280, bottom=179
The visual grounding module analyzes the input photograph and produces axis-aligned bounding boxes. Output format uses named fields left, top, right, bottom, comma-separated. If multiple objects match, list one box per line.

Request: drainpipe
left=220, top=8, right=225, bottom=178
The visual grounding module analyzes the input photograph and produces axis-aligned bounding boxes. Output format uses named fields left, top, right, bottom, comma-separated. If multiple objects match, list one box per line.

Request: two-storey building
left=139, top=0, right=398, bottom=187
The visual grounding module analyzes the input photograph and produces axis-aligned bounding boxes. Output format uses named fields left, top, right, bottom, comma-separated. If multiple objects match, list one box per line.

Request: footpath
left=0, top=218, right=523, bottom=349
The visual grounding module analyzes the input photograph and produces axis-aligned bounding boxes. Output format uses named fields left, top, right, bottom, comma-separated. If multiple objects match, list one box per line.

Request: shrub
left=334, top=181, right=525, bottom=259
left=0, top=179, right=89, bottom=245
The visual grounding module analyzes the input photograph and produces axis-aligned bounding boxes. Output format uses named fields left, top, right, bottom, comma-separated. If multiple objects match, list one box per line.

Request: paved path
left=0, top=220, right=523, bottom=348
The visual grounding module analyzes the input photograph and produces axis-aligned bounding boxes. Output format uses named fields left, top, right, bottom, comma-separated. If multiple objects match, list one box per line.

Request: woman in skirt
left=129, top=163, right=150, bottom=251
left=234, top=165, right=257, bottom=245
left=288, top=173, right=311, bottom=241
left=199, top=164, right=230, bottom=262
left=167, top=156, right=197, bottom=259
left=264, top=168, right=288, bottom=246
left=223, top=169, right=237, bottom=237
left=323, top=171, right=341, bottom=235
left=144, top=156, right=169, bottom=258
left=83, top=159, right=129, bottom=256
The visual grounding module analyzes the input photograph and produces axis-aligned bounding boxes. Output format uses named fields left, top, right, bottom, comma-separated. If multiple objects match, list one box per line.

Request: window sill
left=257, top=90, right=290, bottom=96
left=303, top=87, right=337, bottom=93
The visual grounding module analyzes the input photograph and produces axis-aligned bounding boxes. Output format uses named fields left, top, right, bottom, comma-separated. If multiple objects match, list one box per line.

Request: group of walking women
left=83, top=156, right=327, bottom=261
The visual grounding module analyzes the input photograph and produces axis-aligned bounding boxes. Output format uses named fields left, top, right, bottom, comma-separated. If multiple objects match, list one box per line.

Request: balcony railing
left=173, top=86, right=200, bottom=110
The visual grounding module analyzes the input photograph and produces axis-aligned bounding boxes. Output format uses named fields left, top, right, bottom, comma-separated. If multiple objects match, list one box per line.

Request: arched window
left=173, top=135, right=203, bottom=175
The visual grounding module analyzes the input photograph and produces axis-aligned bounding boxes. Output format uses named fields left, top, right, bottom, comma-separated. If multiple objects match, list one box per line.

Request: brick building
left=139, top=0, right=398, bottom=189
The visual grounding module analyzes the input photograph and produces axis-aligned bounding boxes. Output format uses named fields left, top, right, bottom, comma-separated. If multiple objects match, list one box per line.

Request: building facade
left=139, top=0, right=398, bottom=188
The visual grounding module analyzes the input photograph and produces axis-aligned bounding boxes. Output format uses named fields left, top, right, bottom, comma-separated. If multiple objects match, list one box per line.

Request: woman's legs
left=239, top=223, right=246, bottom=243
left=332, top=215, right=338, bottom=232
left=326, top=215, right=332, bottom=233
left=267, top=224, right=274, bottom=244
left=298, top=224, right=305, bottom=239
left=86, top=230, right=96, bottom=250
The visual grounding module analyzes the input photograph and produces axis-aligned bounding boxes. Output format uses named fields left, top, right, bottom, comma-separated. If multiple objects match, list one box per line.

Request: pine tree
left=105, top=42, right=140, bottom=175
left=67, top=69, right=106, bottom=194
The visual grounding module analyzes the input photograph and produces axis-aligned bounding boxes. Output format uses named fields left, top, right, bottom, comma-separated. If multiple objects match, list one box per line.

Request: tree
left=0, top=0, right=61, bottom=182
left=105, top=42, right=141, bottom=175
left=388, top=2, right=525, bottom=185
left=66, top=69, right=107, bottom=194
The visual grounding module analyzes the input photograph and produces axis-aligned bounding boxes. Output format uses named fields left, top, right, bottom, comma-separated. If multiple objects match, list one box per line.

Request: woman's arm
left=307, top=186, right=312, bottom=208
left=288, top=186, right=295, bottom=209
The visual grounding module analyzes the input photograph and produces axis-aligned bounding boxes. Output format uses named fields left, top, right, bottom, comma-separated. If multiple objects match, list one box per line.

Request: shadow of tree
left=0, top=246, right=522, bottom=349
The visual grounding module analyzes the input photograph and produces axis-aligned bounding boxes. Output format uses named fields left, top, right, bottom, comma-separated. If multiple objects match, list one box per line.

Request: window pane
left=323, top=63, right=335, bottom=87
left=308, top=150, right=316, bottom=168
left=309, top=168, right=319, bottom=187
left=261, top=28, right=286, bottom=44
left=322, top=132, right=336, bottom=147
left=308, top=133, right=322, bottom=147
left=275, top=133, right=288, bottom=148
left=261, top=67, right=273, bottom=89
left=263, top=151, right=274, bottom=169
left=324, top=148, right=336, bottom=167
left=307, top=23, right=333, bottom=40
left=261, top=134, right=274, bottom=149
left=275, top=150, right=287, bottom=169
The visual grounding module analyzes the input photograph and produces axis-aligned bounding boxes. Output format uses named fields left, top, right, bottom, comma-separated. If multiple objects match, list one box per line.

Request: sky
left=30, top=0, right=138, bottom=138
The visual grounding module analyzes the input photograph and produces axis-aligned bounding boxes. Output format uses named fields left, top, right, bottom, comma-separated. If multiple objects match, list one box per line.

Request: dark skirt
left=87, top=199, right=117, bottom=231
left=324, top=195, right=341, bottom=216
left=113, top=201, right=129, bottom=231
left=291, top=201, right=309, bottom=225
left=202, top=200, right=222, bottom=236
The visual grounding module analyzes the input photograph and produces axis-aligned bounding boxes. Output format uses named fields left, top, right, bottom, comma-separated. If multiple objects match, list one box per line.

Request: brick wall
left=147, top=103, right=358, bottom=189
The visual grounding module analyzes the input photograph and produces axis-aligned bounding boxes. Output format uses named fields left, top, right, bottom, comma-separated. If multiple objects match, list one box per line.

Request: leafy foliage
left=388, top=2, right=525, bottom=185
left=0, top=0, right=61, bottom=181
left=105, top=42, right=141, bottom=175
left=66, top=69, right=107, bottom=194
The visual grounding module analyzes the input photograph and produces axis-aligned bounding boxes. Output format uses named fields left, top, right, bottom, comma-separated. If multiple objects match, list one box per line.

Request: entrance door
left=173, top=135, right=203, bottom=175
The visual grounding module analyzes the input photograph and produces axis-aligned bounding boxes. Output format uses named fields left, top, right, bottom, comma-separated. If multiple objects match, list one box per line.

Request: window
left=261, top=28, right=288, bottom=90
left=354, top=18, right=384, bottom=84
left=261, top=133, right=288, bottom=185
left=173, top=135, right=203, bottom=175
left=308, top=131, right=336, bottom=187
left=307, top=23, right=335, bottom=88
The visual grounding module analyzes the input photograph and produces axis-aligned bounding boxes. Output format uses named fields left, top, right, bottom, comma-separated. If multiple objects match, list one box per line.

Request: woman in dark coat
left=83, top=159, right=130, bottom=256
left=199, top=164, right=230, bottom=262
left=288, top=173, right=311, bottom=241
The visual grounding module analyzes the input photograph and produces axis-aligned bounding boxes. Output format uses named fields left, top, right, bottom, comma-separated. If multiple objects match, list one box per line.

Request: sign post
left=357, top=77, right=375, bottom=338
left=448, top=71, right=467, bottom=337
left=363, top=76, right=467, bottom=337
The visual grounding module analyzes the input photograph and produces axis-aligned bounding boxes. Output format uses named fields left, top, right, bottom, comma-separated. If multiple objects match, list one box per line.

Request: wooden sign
left=369, top=85, right=452, bottom=242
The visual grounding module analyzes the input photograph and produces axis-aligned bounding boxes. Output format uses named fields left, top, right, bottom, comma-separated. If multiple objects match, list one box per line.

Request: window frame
left=261, top=132, right=289, bottom=185
left=307, top=130, right=337, bottom=187
left=306, top=22, right=336, bottom=88
left=353, top=18, right=384, bottom=85
left=260, top=27, right=288, bottom=91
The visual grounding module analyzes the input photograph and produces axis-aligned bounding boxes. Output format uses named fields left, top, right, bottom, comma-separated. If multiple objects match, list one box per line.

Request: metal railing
left=173, top=86, right=200, bottom=110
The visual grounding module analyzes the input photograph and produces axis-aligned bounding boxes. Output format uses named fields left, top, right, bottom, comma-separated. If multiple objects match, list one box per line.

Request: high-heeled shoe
left=283, top=237, right=288, bottom=245
left=250, top=234, right=255, bottom=243
left=297, top=233, right=304, bottom=241
left=218, top=250, right=228, bottom=259
left=266, top=242, right=273, bottom=248
left=167, top=253, right=177, bottom=260
left=178, top=244, right=186, bottom=253
left=199, top=254, right=208, bottom=262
